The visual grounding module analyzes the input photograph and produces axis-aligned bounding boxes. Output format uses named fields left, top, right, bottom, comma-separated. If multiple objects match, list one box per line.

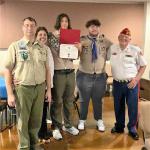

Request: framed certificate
left=60, top=29, right=80, bottom=44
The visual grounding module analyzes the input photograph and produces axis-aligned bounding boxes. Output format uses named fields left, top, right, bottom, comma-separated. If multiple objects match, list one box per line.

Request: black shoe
left=39, top=131, right=52, bottom=141
left=45, top=131, right=52, bottom=140
left=128, top=132, right=139, bottom=140
left=47, top=130, right=53, bottom=136
left=111, top=127, right=124, bottom=133
left=38, top=133, right=45, bottom=140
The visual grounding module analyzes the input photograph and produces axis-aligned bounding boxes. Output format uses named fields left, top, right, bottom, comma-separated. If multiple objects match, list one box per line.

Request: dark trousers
left=38, top=102, right=48, bottom=138
left=113, top=80, right=138, bottom=133
left=76, top=70, right=107, bottom=121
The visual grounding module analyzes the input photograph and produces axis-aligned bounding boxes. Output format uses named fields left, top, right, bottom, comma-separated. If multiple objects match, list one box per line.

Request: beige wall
left=143, top=2, right=150, bottom=79
left=0, top=1, right=144, bottom=48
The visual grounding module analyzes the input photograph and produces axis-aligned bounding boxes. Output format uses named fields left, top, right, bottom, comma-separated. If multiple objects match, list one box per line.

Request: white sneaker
left=46, top=119, right=52, bottom=124
left=97, top=120, right=105, bottom=132
left=78, top=120, right=86, bottom=130
left=62, top=126, right=79, bottom=135
left=52, top=129, right=62, bottom=140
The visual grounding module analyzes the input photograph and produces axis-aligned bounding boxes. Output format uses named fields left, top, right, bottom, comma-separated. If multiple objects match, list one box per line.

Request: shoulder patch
left=98, top=34, right=105, bottom=43
left=140, top=50, right=144, bottom=56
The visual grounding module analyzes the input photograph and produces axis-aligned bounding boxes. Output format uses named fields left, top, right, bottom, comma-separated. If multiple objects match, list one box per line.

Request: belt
left=54, top=69, right=75, bottom=74
left=114, top=79, right=131, bottom=83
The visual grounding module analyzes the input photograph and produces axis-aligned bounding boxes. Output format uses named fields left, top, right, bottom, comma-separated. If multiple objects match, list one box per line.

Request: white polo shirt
left=110, top=44, right=147, bottom=80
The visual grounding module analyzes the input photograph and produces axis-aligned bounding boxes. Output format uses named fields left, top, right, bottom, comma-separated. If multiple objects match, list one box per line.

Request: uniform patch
left=18, top=40, right=27, bottom=50
left=19, top=51, right=28, bottom=60
left=140, top=51, right=144, bottom=56
left=18, top=40, right=29, bottom=61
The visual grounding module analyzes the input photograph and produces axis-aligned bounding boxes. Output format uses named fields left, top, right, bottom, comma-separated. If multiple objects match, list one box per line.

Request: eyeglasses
left=23, top=24, right=36, bottom=29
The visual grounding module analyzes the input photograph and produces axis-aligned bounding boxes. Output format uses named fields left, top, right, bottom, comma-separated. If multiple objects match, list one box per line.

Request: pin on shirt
left=18, top=40, right=29, bottom=61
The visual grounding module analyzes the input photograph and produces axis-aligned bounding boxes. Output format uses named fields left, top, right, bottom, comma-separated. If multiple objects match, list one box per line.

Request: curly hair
left=85, top=19, right=101, bottom=28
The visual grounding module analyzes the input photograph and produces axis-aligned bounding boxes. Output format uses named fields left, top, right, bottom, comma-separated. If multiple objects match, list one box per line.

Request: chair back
left=0, top=77, right=7, bottom=100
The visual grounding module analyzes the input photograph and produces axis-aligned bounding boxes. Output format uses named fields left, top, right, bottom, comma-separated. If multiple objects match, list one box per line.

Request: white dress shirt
left=110, top=44, right=147, bottom=80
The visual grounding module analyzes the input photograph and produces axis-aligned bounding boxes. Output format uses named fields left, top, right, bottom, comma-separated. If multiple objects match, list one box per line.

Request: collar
left=87, top=35, right=98, bottom=40
left=87, top=34, right=104, bottom=41
left=20, top=38, right=30, bottom=45
left=118, top=44, right=130, bottom=52
left=19, top=38, right=41, bottom=48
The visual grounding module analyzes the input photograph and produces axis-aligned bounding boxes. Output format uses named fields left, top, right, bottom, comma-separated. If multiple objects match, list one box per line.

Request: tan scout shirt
left=48, top=32, right=74, bottom=70
left=79, top=35, right=112, bottom=74
left=5, top=38, right=49, bottom=85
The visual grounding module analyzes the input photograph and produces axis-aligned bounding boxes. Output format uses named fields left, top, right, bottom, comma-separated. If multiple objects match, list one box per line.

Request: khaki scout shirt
left=5, top=38, right=49, bottom=85
left=48, top=32, right=74, bottom=70
left=79, top=34, right=112, bottom=74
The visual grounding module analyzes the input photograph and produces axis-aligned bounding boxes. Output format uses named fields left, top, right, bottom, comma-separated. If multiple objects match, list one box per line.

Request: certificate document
left=59, top=44, right=78, bottom=59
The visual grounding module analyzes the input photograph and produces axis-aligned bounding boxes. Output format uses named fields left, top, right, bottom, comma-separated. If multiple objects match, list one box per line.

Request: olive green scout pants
left=51, top=71, right=75, bottom=129
left=14, top=83, right=45, bottom=150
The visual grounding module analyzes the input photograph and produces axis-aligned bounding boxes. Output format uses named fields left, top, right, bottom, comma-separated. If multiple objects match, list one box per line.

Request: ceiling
left=3, top=0, right=150, bottom=4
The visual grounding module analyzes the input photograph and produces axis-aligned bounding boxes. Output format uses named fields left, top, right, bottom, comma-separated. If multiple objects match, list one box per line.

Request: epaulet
left=98, top=34, right=105, bottom=42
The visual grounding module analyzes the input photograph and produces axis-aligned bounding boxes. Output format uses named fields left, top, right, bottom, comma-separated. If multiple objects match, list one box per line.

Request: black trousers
left=38, top=101, right=49, bottom=138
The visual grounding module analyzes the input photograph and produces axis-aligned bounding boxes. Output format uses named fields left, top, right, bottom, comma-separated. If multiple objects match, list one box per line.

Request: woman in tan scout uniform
left=35, top=26, right=54, bottom=142
left=48, top=13, right=79, bottom=140
left=4, top=17, right=51, bottom=150
left=77, top=19, right=112, bottom=131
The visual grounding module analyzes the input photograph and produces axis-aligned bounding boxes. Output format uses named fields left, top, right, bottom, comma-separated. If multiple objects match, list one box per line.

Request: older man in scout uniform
left=4, top=17, right=51, bottom=150
left=76, top=19, right=112, bottom=131
left=110, top=28, right=147, bottom=140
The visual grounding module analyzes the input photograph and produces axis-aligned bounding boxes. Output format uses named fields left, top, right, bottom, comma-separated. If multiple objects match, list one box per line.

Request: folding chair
left=0, top=77, right=16, bottom=131
left=0, top=77, right=8, bottom=132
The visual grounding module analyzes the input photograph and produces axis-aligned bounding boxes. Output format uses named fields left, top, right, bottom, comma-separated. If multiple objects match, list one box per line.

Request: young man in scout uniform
left=48, top=13, right=79, bottom=140
left=109, top=28, right=147, bottom=140
left=77, top=19, right=112, bottom=131
left=4, top=17, right=51, bottom=150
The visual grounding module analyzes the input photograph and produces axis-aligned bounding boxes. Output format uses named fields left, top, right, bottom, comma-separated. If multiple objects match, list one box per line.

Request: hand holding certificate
left=59, top=29, right=80, bottom=59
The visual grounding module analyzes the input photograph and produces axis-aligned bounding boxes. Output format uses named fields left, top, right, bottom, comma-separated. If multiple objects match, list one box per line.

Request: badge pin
left=20, top=51, right=28, bottom=60
left=18, top=41, right=27, bottom=50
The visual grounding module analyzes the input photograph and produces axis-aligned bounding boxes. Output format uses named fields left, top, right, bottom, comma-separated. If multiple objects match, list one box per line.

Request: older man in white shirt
left=109, top=28, right=147, bottom=140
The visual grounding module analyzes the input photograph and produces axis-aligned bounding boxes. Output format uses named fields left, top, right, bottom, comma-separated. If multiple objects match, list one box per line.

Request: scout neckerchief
left=87, top=35, right=98, bottom=62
